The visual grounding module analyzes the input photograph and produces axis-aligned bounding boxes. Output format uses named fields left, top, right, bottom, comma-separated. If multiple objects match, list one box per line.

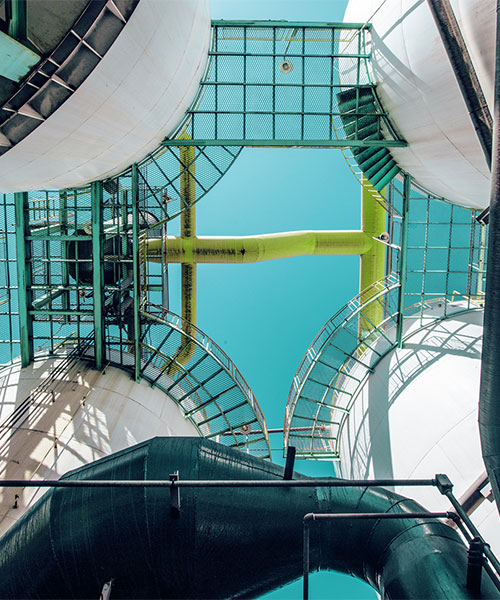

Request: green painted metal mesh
left=107, top=303, right=270, bottom=458
left=0, top=178, right=271, bottom=458
left=166, top=23, right=403, bottom=148
left=284, top=176, right=487, bottom=458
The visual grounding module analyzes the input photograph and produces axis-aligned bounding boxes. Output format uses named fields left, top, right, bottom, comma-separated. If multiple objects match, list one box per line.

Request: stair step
left=373, top=163, right=400, bottom=191
left=370, top=157, right=398, bottom=187
left=363, top=152, right=392, bottom=181
left=355, top=148, right=387, bottom=171
left=337, top=88, right=376, bottom=113
left=344, top=119, right=381, bottom=140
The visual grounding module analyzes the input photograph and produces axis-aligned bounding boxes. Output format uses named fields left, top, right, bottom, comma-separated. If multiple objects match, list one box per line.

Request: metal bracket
left=284, top=446, right=296, bottom=480
left=435, top=473, right=453, bottom=495
left=99, top=579, right=114, bottom=600
left=467, top=537, right=485, bottom=593
left=170, top=471, right=180, bottom=517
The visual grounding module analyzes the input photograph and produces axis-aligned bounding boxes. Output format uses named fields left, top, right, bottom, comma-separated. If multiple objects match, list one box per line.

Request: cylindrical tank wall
left=343, top=0, right=494, bottom=209
left=339, top=307, right=500, bottom=552
left=0, top=0, right=211, bottom=192
left=0, top=356, right=199, bottom=536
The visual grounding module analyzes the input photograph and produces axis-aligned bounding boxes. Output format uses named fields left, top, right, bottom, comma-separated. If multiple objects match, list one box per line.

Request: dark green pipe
left=426, top=0, right=493, bottom=166
left=479, top=0, right=500, bottom=513
left=0, top=438, right=496, bottom=599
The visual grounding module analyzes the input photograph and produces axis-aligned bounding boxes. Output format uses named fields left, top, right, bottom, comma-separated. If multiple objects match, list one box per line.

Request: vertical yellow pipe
left=167, top=140, right=197, bottom=376
left=359, top=180, right=387, bottom=338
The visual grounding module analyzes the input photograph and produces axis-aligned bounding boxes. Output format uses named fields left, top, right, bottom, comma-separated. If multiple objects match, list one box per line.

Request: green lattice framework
left=284, top=174, right=488, bottom=459
left=166, top=21, right=406, bottom=152
left=0, top=21, right=483, bottom=461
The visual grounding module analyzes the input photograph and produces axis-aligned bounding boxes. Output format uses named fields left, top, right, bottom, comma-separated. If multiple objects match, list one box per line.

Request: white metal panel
left=0, top=0, right=211, bottom=192
left=0, top=357, right=199, bottom=536
left=344, top=0, right=493, bottom=209
left=339, top=311, right=498, bottom=547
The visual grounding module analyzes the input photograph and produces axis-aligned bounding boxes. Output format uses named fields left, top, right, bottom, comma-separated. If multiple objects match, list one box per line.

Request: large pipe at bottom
left=0, top=437, right=495, bottom=599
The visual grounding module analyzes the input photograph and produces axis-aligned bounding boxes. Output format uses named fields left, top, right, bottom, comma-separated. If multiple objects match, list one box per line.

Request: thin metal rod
left=210, top=20, right=370, bottom=29
left=0, top=478, right=437, bottom=488
left=303, top=521, right=310, bottom=600
left=445, top=490, right=500, bottom=577
left=302, top=510, right=458, bottom=600
left=131, top=164, right=141, bottom=381
left=396, top=173, right=411, bottom=347
left=162, top=139, right=408, bottom=148
left=91, top=181, right=104, bottom=370
left=304, top=511, right=456, bottom=521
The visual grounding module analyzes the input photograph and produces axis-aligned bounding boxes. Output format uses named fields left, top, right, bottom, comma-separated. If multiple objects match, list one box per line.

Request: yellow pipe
left=147, top=230, right=373, bottom=264
left=167, top=140, right=197, bottom=376
left=359, top=180, right=387, bottom=336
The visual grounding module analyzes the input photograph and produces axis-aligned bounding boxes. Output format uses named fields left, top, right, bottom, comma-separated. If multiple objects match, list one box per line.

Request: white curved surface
left=344, top=0, right=494, bottom=209
left=0, top=0, right=211, bottom=193
left=0, top=356, right=199, bottom=535
left=339, top=307, right=500, bottom=553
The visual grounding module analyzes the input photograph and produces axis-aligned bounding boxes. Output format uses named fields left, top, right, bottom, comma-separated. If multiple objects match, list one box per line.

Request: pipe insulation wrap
left=147, top=231, right=373, bottom=264
left=0, top=437, right=496, bottom=599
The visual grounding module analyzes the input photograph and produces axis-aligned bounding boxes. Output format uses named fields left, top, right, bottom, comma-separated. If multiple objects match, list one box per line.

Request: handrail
left=284, top=273, right=400, bottom=457
left=108, top=302, right=271, bottom=459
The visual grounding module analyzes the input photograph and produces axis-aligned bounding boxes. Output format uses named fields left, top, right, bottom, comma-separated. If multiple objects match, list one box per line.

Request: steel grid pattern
left=105, top=303, right=271, bottom=458
left=163, top=22, right=406, bottom=149
left=284, top=177, right=487, bottom=458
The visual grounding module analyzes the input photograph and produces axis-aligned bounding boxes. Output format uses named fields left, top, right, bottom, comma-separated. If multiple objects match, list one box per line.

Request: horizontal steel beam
left=163, top=139, right=408, bottom=148
left=0, top=477, right=438, bottom=488
left=211, top=20, right=371, bottom=29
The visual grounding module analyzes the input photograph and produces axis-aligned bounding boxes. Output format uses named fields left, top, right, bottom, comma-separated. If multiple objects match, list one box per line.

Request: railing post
left=91, top=182, right=104, bottom=370
left=15, top=191, right=33, bottom=367
left=303, top=516, right=311, bottom=600
left=131, top=164, right=141, bottom=382
left=396, top=173, right=410, bottom=347
left=59, top=191, right=69, bottom=318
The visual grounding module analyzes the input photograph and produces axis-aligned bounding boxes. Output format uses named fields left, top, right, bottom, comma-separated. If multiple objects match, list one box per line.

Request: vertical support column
left=180, top=143, right=196, bottom=359
left=120, top=189, right=129, bottom=281
left=359, top=181, right=387, bottom=337
left=15, top=191, right=33, bottom=367
left=478, top=0, right=500, bottom=513
left=161, top=195, right=169, bottom=311
left=131, top=164, right=141, bottom=382
left=91, top=182, right=104, bottom=370
left=396, top=173, right=411, bottom=347
left=59, top=191, right=69, bottom=319
left=426, top=0, right=492, bottom=166
left=7, top=0, right=27, bottom=43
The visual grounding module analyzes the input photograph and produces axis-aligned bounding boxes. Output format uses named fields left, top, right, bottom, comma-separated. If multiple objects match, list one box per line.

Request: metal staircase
left=336, top=86, right=401, bottom=191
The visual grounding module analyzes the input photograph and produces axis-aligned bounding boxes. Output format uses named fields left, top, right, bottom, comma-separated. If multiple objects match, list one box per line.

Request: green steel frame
left=14, top=191, right=33, bottom=367
left=91, top=182, right=104, bottom=370
left=164, top=21, right=406, bottom=150
left=284, top=173, right=487, bottom=458
left=0, top=21, right=487, bottom=462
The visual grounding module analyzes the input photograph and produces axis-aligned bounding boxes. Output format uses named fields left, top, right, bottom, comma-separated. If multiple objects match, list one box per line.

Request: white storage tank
left=0, top=0, right=211, bottom=192
left=343, top=0, right=495, bottom=209
left=339, top=305, right=500, bottom=552
left=0, top=355, right=199, bottom=536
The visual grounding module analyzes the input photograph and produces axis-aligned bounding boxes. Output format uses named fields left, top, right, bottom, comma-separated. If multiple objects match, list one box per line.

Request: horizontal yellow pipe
left=147, top=230, right=373, bottom=264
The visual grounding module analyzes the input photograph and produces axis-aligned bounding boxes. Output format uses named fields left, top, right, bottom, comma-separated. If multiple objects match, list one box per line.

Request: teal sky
left=168, top=1, right=377, bottom=598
